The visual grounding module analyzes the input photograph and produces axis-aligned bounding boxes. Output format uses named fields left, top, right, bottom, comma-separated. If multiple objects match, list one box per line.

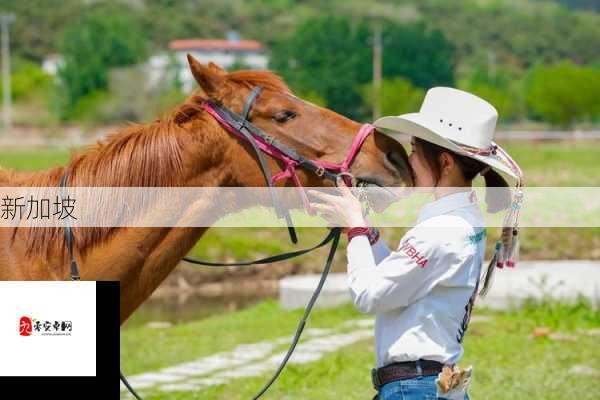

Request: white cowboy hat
left=374, top=87, right=521, bottom=182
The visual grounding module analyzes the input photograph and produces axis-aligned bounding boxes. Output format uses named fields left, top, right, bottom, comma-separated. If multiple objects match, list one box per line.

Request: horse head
left=184, top=55, right=413, bottom=208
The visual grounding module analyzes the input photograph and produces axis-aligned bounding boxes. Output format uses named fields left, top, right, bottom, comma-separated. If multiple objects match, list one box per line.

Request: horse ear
left=207, top=62, right=226, bottom=75
left=187, top=54, right=225, bottom=97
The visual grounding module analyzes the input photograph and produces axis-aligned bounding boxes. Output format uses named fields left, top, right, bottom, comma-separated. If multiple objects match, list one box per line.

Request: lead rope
left=60, top=167, right=343, bottom=399
left=252, top=227, right=341, bottom=399
left=61, top=168, right=340, bottom=399
left=59, top=84, right=367, bottom=398
left=118, top=228, right=341, bottom=400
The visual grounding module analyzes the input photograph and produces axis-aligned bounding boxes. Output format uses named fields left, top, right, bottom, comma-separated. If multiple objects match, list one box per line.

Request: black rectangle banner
left=0, top=281, right=120, bottom=399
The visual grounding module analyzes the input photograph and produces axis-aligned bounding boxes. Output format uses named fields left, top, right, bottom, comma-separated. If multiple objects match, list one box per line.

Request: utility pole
left=487, top=50, right=497, bottom=83
left=372, top=20, right=382, bottom=121
left=1, top=13, right=15, bottom=133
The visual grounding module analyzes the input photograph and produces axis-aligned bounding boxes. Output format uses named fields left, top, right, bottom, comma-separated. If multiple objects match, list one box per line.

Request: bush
left=525, top=61, right=600, bottom=126
left=10, top=64, right=52, bottom=101
left=67, top=90, right=115, bottom=126
left=361, top=77, right=425, bottom=117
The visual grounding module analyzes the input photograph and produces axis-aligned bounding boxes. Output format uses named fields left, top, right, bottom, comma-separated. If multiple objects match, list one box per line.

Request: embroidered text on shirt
left=399, top=240, right=428, bottom=268
left=468, top=229, right=486, bottom=245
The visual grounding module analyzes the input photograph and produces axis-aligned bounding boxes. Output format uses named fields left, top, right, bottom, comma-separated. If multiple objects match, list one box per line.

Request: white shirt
left=346, top=190, right=486, bottom=367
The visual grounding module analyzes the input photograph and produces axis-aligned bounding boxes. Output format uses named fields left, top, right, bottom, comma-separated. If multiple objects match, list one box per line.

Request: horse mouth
left=356, top=176, right=408, bottom=213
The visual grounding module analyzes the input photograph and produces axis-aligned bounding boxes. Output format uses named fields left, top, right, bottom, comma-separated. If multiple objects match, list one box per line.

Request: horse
left=0, top=55, right=413, bottom=325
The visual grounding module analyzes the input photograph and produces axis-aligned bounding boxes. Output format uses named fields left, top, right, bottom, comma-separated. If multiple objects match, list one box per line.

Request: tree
left=269, top=16, right=454, bottom=120
left=269, top=16, right=372, bottom=120
left=382, top=22, right=455, bottom=89
left=57, top=4, right=147, bottom=119
left=525, top=61, right=600, bottom=126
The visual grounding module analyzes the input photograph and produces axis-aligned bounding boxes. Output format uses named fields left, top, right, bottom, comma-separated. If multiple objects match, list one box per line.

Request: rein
left=59, top=86, right=374, bottom=399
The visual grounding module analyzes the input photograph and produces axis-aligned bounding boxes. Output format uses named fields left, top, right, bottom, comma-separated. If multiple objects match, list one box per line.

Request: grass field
left=3, top=143, right=599, bottom=399
left=2, top=142, right=599, bottom=186
left=1, top=142, right=599, bottom=262
left=120, top=298, right=600, bottom=400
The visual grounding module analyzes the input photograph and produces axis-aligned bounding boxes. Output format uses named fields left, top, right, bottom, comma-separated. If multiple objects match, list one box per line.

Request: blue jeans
left=377, top=374, right=469, bottom=400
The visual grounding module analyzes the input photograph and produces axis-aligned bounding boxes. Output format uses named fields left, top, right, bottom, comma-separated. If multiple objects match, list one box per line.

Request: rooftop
left=169, top=39, right=264, bottom=52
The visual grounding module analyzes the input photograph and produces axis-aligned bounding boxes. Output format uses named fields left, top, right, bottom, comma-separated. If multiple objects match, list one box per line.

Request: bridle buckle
left=336, top=171, right=357, bottom=187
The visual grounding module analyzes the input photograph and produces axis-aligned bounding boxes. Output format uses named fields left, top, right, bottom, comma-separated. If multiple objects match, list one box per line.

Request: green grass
left=503, top=142, right=600, bottom=186
left=2, top=141, right=599, bottom=185
left=121, top=300, right=365, bottom=374
left=121, top=298, right=600, bottom=400
left=0, top=148, right=72, bottom=171
left=2, top=143, right=600, bottom=261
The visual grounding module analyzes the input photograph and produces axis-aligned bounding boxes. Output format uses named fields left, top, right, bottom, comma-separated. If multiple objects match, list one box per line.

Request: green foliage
left=554, top=0, right=600, bottom=11
left=66, top=90, right=115, bottom=125
left=458, top=63, right=526, bottom=122
left=57, top=4, right=147, bottom=120
left=295, top=90, right=328, bottom=108
left=4, top=0, right=600, bottom=125
left=270, top=16, right=371, bottom=120
left=0, top=0, right=86, bottom=62
left=270, top=16, right=454, bottom=120
left=0, top=59, right=52, bottom=101
left=228, top=57, right=252, bottom=72
left=525, top=61, right=600, bottom=126
left=418, top=0, right=600, bottom=70
left=381, top=22, right=455, bottom=89
left=361, top=77, right=425, bottom=117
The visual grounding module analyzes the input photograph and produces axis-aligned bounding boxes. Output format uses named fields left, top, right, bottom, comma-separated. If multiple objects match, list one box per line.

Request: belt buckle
left=371, top=368, right=381, bottom=390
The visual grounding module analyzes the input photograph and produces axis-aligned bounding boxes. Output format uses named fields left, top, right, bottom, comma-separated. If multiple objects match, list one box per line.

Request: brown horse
left=0, top=55, right=412, bottom=324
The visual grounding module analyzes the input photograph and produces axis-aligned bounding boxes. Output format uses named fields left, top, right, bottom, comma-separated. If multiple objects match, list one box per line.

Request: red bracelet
left=347, top=227, right=380, bottom=245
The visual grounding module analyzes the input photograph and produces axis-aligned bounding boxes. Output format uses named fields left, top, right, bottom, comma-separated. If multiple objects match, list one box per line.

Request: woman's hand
left=307, top=177, right=367, bottom=232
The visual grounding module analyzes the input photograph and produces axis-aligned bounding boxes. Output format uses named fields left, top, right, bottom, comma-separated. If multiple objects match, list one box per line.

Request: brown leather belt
left=371, top=359, right=445, bottom=390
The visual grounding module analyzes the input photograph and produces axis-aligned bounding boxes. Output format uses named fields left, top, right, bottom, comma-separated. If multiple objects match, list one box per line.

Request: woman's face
left=409, top=137, right=435, bottom=189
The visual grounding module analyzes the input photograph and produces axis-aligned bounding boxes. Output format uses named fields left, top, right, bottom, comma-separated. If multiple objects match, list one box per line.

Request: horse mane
left=13, top=68, right=291, bottom=262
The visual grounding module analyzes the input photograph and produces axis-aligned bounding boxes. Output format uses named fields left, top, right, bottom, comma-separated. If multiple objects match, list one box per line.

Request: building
left=169, top=34, right=268, bottom=91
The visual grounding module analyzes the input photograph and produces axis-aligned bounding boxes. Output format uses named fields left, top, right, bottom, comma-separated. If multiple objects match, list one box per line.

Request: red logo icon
left=19, top=316, right=32, bottom=336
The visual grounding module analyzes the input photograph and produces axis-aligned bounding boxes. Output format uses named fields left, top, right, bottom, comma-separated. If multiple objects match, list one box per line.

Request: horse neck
left=9, top=114, right=236, bottom=291
left=70, top=116, right=255, bottom=323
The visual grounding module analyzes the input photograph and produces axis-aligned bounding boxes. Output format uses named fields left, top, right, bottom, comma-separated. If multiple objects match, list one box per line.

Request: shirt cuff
left=347, top=235, right=376, bottom=273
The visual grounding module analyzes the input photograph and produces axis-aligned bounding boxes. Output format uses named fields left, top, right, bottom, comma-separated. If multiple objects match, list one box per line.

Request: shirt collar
left=417, top=190, right=479, bottom=223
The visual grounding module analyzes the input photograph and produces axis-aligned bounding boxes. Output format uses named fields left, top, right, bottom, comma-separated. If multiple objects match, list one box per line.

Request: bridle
left=201, top=86, right=374, bottom=242
left=60, top=86, right=374, bottom=399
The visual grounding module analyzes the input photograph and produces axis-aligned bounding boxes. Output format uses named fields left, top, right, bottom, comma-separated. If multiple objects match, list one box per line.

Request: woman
left=308, top=87, right=523, bottom=400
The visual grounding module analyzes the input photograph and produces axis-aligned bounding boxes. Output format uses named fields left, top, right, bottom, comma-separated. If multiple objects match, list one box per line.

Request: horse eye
left=273, top=110, right=297, bottom=123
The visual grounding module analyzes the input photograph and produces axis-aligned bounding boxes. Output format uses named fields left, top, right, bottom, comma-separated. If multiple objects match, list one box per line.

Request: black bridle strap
left=59, top=173, right=140, bottom=398
left=242, top=86, right=261, bottom=121
left=225, top=87, right=298, bottom=244
left=60, top=173, right=80, bottom=281
left=182, top=227, right=337, bottom=267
